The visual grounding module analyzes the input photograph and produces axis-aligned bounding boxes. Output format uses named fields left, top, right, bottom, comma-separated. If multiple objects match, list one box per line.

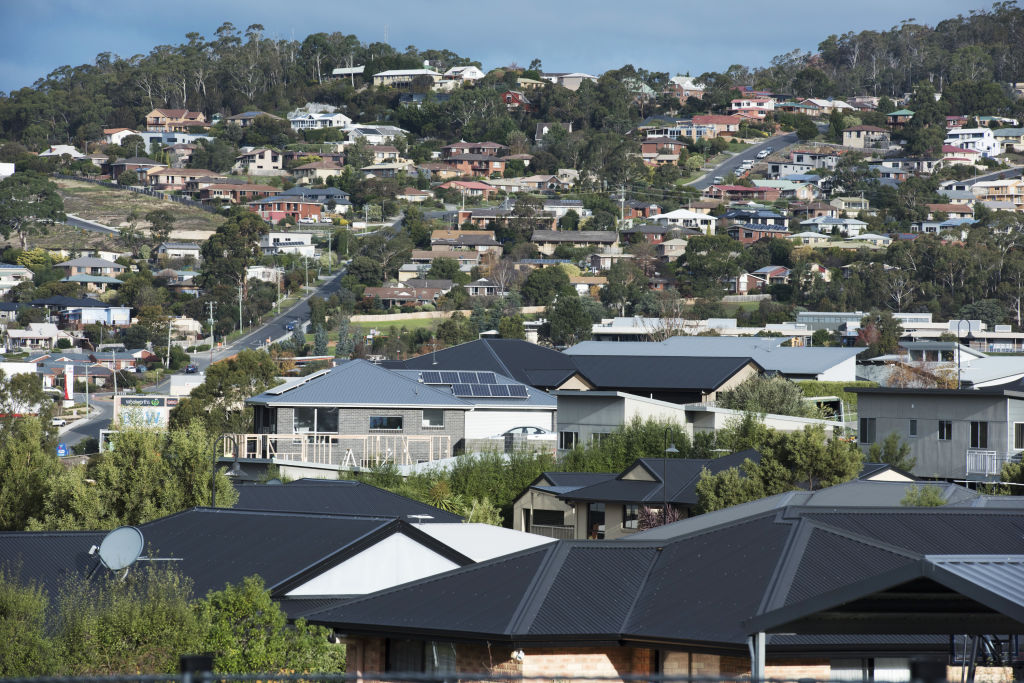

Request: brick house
left=144, top=108, right=208, bottom=132
left=248, top=196, right=323, bottom=224
left=233, top=148, right=283, bottom=175
left=726, top=225, right=792, bottom=245
left=307, top=492, right=1024, bottom=682
left=197, top=183, right=278, bottom=204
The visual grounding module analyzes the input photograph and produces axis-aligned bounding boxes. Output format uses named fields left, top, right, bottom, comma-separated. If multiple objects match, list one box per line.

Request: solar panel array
left=452, top=383, right=529, bottom=399
left=421, top=371, right=496, bottom=385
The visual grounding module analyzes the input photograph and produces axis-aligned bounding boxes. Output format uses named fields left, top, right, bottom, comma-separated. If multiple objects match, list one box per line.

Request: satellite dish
left=97, top=526, right=144, bottom=571
left=265, top=478, right=283, bottom=486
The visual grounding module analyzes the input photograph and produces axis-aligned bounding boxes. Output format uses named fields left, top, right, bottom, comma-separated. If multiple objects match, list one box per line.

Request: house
left=196, top=182, right=278, bottom=204
left=750, top=179, right=818, bottom=201
left=722, top=208, right=787, bottom=227
left=726, top=225, right=791, bottom=245
left=791, top=230, right=832, bottom=245
left=846, top=232, right=892, bottom=247
left=363, top=284, right=445, bottom=308
left=945, top=127, right=1000, bottom=157
left=511, top=471, right=617, bottom=538
left=829, top=195, right=872, bottom=217
left=691, top=114, right=743, bottom=136
left=842, top=124, right=890, bottom=149
left=287, top=111, right=352, bottom=131
left=293, top=160, right=345, bottom=185
left=437, top=180, right=497, bottom=200
left=233, top=147, right=283, bottom=175
left=870, top=157, right=941, bottom=176
left=651, top=208, right=717, bottom=234
left=663, top=74, right=704, bottom=102
left=430, top=229, right=501, bottom=253
left=5, top=322, right=60, bottom=350
left=410, top=249, right=480, bottom=268
left=144, top=108, right=207, bottom=132
left=925, top=203, right=974, bottom=220
left=540, top=72, right=597, bottom=90
left=531, top=230, right=618, bottom=256
left=501, top=90, right=532, bottom=110
left=346, top=125, right=409, bottom=145
left=852, top=380, right=1024, bottom=480
left=619, top=223, right=674, bottom=245
left=248, top=196, right=323, bottom=224
left=102, top=127, right=139, bottom=145
left=237, top=359, right=557, bottom=472
left=442, top=65, right=486, bottom=83
left=704, top=185, right=781, bottom=202
left=104, top=156, right=163, bottom=179
left=54, top=256, right=126, bottom=278
left=245, top=265, right=285, bottom=285
left=224, top=111, right=283, bottom=128
left=994, top=127, right=1024, bottom=153
left=145, top=167, right=221, bottom=191
left=534, top=121, right=572, bottom=145
left=394, top=338, right=579, bottom=390
left=887, top=108, right=914, bottom=127
left=742, top=265, right=791, bottom=291
left=657, top=238, right=687, bottom=261
left=29, top=295, right=130, bottom=327
left=800, top=215, right=868, bottom=236
left=275, top=185, right=352, bottom=214
left=155, top=242, right=201, bottom=262
left=396, top=187, right=432, bottom=202
left=371, top=68, right=441, bottom=88
left=569, top=275, right=607, bottom=296
left=0, top=263, right=34, bottom=293
left=969, top=178, right=1024, bottom=211
left=536, top=450, right=763, bottom=539
left=729, top=97, right=774, bottom=119
left=360, top=161, right=416, bottom=179
left=639, top=137, right=686, bottom=165
left=438, top=154, right=504, bottom=177
left=259, top=231, right=315, bottom=257
left=308, top=484, right=1024, bottom=683
left=465, top=278, right=500, bottom=297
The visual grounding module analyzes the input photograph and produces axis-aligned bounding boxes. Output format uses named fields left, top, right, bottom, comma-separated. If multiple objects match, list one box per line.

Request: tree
left=0, top=416, right=62, bottom=530
left=521, top=266, right=570, bottom=306
left=857, top=310, right=903, bottom=357
left=498, top=314, right=525, bottom=339
left=170, top=349, right=280, bottom=435
left=794, top=115, right=819, bottom=140
left=784, top=425, right=863, bottom=490
left=426, top=257, right=460, bottom=281
left=696, top=462, right=766, bottom=514
left=718, top=374, right=818, bottom=418
left=199, top=575, right=343, bottom=673
left=547, top=292, right=592, bottom=347
left=0, top=573, right=60, bottom=677
left=0, top=172, right=65, bottom=249
left=900, top=485, right=947, bottom=507
left=867, top=432, right=916, bottom=471
left=336, top=317, right=355, bottom=358
left=117, top=170, right=138, bottom=186
left=145, top=208, right=176, bottom=245
left=313, top=324, right=328, bottom=355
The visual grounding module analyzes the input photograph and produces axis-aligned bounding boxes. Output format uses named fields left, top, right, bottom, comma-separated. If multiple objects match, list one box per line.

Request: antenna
left=97, top=526, right=144, bottom=571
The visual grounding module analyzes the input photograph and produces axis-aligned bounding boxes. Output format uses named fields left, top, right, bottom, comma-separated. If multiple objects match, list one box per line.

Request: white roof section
left=414, top=523, right=556, bottom=562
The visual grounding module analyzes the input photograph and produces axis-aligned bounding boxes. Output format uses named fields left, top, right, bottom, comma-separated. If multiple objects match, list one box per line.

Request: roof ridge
left=480, top=339, right=513, bottom=377
left=619, top=546, right=664, bottom=633
left=506, top=542, right=571, bottom=634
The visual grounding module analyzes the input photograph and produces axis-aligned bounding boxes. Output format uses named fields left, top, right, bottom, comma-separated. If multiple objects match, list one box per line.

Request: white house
left=0, top=162, right=13, bottom=180
left=945, top=127, right=1000, bottom=157
left=800, top=216, right=868, bottom=237
left=259, top=232, right=315, bottom=258
left=155, top=242, right=201, bottom=261
left=39, top=144, right=83, bottom=159
left=289, top=111, right=352, bottom=131
left=442, top=65, right=485, bottom=82
left=0, top=263, right=34, bottom=293
left=651, top=208, right=717, bottom=234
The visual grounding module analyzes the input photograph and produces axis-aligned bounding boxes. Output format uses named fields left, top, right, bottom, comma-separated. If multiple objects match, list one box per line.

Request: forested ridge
left=4, top=4, right=1024, bottom=150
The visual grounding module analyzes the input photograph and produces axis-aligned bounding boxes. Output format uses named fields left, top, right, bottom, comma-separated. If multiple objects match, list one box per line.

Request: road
left=61, top=268, right=348, bottom=446
left=65, top=214, right=121, bottom=235
left=688, top=132, right=799, bottom=190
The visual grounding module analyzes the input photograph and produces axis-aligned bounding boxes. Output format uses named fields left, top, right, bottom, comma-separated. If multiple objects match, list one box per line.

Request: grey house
left=241, top=360, right=555, bottom=476
left=851, top=383, right=1024, bottom=480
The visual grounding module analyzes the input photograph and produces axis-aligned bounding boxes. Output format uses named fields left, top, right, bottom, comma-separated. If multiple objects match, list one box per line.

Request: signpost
left=56, top=443, right=69, bottom=457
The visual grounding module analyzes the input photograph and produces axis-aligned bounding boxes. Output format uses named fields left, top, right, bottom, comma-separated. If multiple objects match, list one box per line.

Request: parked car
left=184, top=364, right=198, bottom=374
left=489, top=426, right=553, bottom=441
left=51, top=417, right=67, bottom=427
left=712, top=176, right=725, bottom=184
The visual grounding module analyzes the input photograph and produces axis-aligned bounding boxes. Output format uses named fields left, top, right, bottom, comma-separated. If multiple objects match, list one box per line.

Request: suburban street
left=58, top=392, right=114, bottom=447
left=688, top=131, right=799, bottom=189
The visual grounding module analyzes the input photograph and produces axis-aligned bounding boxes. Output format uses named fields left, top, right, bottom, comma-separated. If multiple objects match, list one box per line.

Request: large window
left=859, top=418, right=876, bottom=444
left=1015, top=423, right=1024, bottom=450
left=386, top=639, right=456, bottom=675
left=558, top=431, right=579, bottom=450
left=587, top=503, right=605, bottom=539
left=971, top=421, right=989, bottom=449
left=938, top=420, right=952, bottom=441
left=294, top=407, right=338, bottom=433
left=370, top=415, right=403, bottom=431
left=532, top=509, right=565, bottom=526
left=421, top=409, right=444, bottom=428
left=623, top=504, right=639, bottom=530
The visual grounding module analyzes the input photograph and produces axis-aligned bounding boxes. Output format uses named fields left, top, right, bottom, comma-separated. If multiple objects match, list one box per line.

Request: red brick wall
left=520, top=646, right=653, bottom=680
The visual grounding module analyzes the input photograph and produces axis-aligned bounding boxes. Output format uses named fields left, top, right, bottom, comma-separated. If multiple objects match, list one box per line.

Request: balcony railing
left=223, top=432, right=452, bottom=469
left=527, top=524, right=575, bottom=540
left=965, top=449, right=1018, bottom=477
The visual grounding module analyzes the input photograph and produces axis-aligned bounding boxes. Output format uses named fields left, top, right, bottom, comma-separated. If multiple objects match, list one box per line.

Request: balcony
left=527, top=524, right=575, bottom=540
left=965, top=449, right=1019, bottom=477
left=223, top=432, right=453, bottom=470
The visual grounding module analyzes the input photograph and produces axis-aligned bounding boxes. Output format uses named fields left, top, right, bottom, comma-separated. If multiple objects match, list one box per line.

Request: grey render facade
left=852, top=384, right=1024, bottom=480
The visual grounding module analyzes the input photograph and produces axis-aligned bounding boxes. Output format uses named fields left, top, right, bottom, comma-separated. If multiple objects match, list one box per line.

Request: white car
left=755, top=150, right=769, bottom=159
left=51, top=417, right=67, bottom=427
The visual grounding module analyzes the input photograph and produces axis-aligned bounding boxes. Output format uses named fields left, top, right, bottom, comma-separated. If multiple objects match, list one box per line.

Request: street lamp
left=663, top=428, right=679, bottom=527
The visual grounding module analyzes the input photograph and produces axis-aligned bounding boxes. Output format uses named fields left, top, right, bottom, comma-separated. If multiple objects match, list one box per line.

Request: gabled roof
left=397, top=339, right=578, bottom=389
left=247, top=359, right=470, bottom=408
left=29, top=295, right=115, bottom=309
left=234, top=479, right=463, bottom=522
left=305, top=492, right=1024, bottom=649
left=568, top=355, right=760, bottom=392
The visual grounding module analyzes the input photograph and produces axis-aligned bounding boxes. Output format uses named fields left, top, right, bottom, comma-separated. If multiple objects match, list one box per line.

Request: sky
left=0, top=0, right=997, bottom=93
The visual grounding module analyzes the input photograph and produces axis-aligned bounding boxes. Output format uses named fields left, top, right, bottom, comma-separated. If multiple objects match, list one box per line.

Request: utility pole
left=84, top=363, right=89, bottom=413
left=238, top=282, right=243, bottom=333
left=206, top=301, right=217, bottom=364
left=112, top=348, right=117, bottom=397
left=165, top=317, right=172, bottom=369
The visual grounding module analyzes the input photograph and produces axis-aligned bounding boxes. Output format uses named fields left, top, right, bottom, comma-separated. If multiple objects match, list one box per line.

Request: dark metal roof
left=233, top=479, right=463, bottom=522
left=570, top=355, right=761, bottom=392
left=398, top=339, right=577, bottom=389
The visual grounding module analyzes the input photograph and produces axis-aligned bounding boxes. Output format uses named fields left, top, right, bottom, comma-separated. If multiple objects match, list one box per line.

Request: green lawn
left=352, top=318, right=438, bottom=333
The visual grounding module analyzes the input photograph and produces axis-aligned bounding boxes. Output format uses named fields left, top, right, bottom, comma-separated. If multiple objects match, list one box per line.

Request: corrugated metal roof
left=570, top=355, right=758, bottom=392
left=399, top=339, right=577, bottom=389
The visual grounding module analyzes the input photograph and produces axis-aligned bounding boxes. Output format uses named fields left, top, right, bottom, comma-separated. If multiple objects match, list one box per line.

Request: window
left=623, top=504, right=639, bottom=530
left=1015, top=423, right=1024, bottom=450
left=558, top=431, right=578, bottom=450
left=909, top=419, right=917, bottom=437
left=532, top=509, right=564, bottom=527
left=587, top=503, right=605, bottom=539
left=591, top=432, right=611, bottom=446
left=859, top=417, right=876, bottom=444
left=294, top=407, right=337, bottom=433
left=370, top=415, right=403, bottom=431
left=971, top=421, right=988, bottom=449
left=386, top=640, right=456, bottom=675
left=939, top=420, right=952, bottom=441
left=294, top=407, right=315, bottom=433
left=421, top=409, right=444, bottom=428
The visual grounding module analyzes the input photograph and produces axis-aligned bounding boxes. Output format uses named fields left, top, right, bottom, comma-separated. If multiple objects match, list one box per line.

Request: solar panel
left=452, top=383, right=473, bottom=396
left=440, top=371, right=460, bottom=384
left=507, top=385, right=529, bottom=398
left=465, top=383, right=487, bottom=396
left=420, top=371, right=443, bottom=384
left=458, top=372, right=477, bottom=383
left=489, top=384, right=510, bottom=397
left=475, top=372, right=497, bottom=384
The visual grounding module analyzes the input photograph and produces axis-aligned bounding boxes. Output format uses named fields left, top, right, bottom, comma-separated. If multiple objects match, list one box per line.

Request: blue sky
left=0, top=0, right=994, bottom=93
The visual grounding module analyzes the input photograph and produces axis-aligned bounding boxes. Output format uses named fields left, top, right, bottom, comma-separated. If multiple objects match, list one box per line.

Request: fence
left=54, top=173, right=222, bottom=214
left=227, top=432, right=453, bottom=469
